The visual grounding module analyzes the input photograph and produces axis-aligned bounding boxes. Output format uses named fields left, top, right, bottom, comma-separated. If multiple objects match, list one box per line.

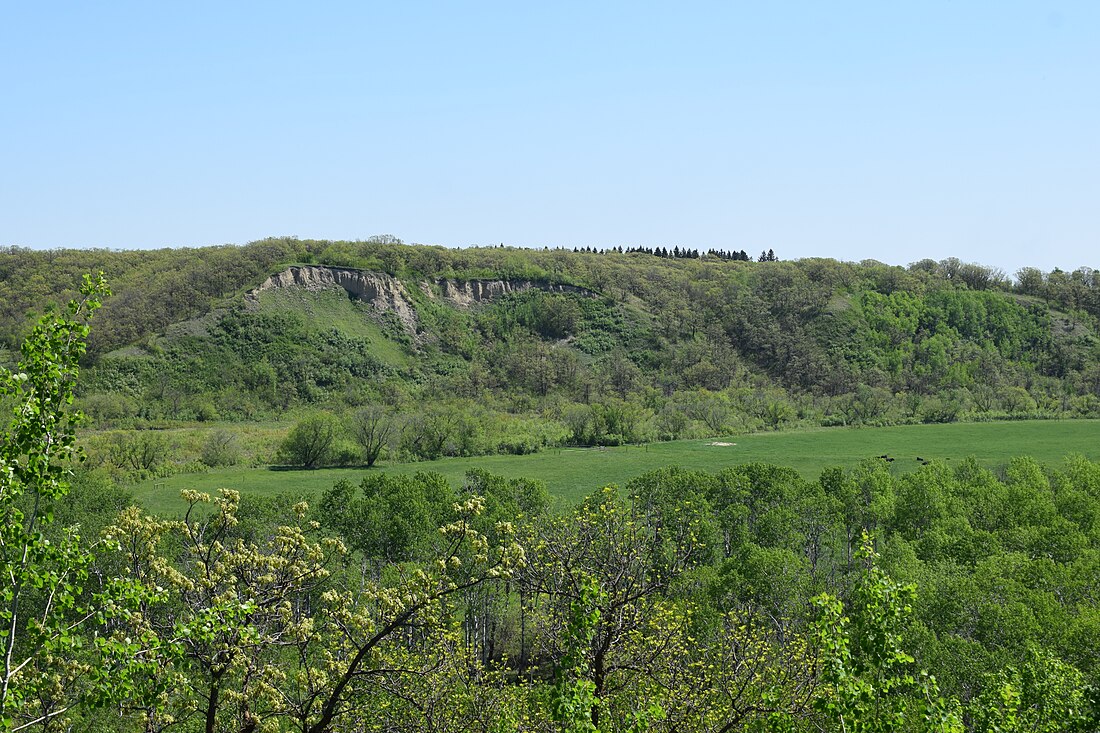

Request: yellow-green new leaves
left=520, top=485, right=708, bottom=730
left=105, top=489, right=339, bottom=733
left=106, top=489, right=524, bottom=733
left=549, top=575, right=604, bottom=733
left=635, top=609, right=816, bottom=733
left=283, top=495, right=525, bottom=733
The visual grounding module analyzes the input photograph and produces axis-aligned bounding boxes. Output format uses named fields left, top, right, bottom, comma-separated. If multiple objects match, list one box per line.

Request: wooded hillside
left=2, top=239, right=1099, bottom=469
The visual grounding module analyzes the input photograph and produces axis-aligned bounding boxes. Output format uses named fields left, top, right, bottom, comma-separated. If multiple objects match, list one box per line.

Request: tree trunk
left=205, top=679, right=221, bottom=733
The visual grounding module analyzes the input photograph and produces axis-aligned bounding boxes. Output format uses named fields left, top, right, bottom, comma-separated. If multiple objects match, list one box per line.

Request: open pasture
left=132, top=419, right=1099, bottom=514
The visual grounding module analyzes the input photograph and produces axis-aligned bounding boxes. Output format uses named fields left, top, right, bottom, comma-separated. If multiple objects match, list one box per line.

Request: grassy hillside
left=251, top=288, right=412, bottom=369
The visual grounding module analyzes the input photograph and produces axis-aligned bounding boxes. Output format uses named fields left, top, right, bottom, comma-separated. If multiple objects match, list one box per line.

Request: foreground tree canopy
left=3, top=278, right=1100, bottom=731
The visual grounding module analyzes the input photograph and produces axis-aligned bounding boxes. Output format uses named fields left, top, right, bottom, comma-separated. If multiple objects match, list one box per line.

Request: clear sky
left=2, top=1, right=1097, bottom=274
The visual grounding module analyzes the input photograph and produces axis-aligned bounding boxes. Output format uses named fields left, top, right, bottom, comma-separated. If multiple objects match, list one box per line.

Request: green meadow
left=131, top=419, right=1099, bottom=514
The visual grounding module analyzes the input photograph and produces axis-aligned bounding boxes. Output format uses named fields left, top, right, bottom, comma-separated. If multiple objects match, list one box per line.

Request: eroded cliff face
left=249, top=266, right=421, bottom=334
left=250, top=265, right=596, bottom=323
left=246, top=265, right=599, bottom=345
left=426, top=279, right=593, bottom=307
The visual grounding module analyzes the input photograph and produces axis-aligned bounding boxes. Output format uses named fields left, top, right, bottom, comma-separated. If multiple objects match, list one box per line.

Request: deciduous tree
left=0, top=275, right=148, bottom=731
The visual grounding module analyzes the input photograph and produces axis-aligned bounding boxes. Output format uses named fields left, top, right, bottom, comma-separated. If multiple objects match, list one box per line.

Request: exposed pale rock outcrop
left=426, top=279, right=594, bottom=307
left=249, top=266, right=420, bottom=334
left=248, top=265, right=597, bottom=336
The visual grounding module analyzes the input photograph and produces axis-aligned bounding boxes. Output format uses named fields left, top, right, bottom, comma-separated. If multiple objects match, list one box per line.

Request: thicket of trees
left=3, top=282, right=1099, bottom=731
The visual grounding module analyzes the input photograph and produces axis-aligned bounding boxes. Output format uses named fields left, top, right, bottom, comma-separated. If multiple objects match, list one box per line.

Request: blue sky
left=2, top=2, right=1097, bottom=273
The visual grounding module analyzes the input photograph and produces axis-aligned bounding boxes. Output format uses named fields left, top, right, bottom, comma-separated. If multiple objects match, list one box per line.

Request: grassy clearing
left=130, top=419, right=1099, bottom=515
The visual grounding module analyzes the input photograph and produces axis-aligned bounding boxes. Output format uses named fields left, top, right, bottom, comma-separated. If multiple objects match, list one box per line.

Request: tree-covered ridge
left=0, top=241, right=307, bottom=359
left=3, top=238, right=1097, bottom=358
left=3, top=240, right=1099, bottom=474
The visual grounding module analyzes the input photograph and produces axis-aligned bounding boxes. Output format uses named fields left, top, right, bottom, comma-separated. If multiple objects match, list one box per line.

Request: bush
left=192, top=400, right=220, bottom=422
left=920, top=394, right=963, bottom=424
left=107, top=430, right=173, bottom=476
left=277, top=413, right=341, bottom=468
left=200, top=430, right=241, bottom=468
left=330, top=439, right=361, bottom=467
left=79, top=392, right=137, bottom=427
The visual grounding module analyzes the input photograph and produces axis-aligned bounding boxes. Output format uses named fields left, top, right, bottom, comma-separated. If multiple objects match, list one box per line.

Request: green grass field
left=130, top=419, right=1100, bottom=515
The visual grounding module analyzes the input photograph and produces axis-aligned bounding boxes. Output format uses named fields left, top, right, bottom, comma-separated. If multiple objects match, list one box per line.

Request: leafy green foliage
left=971, top=647, right=1098, bottom=733
left=0, top=275, right=163, bottom=731
left=0, top=275, right=109, bottom=729
left=317, top=472, right=452, bottom=563
left=5, top=255, right=1100, bottom=731
left=812, top=535, right=962, bottom=732
left=199, top=429, right=240, bottom=468
left=549, top=575, right=604, bottom=732
left=277, top=412, right=342, bottom=468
